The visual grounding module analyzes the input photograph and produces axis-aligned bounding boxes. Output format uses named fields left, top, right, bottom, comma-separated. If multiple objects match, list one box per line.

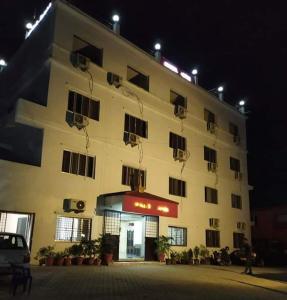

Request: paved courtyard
left=0, top=263, right=286, bottom=300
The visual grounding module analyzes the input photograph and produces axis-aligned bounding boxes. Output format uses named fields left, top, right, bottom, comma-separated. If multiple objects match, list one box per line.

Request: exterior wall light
left=26, top=22, right=33, bottom=30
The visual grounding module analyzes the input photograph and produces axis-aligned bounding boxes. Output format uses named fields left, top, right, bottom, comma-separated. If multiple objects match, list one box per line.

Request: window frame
left=121, top=165, right=146, bottom=188
left=168, top=226, right=187, bottom=246
left=205, top=187, right=218, bottom=204
left=204, top=146, right=217, bottom=163
left=231, top=194, right=242, bottom=209
left=169, top=132, right=186, bottom=151
left=169, top=177, right=186, bottom=197
left=124, top=113, right=148, bottom=138
left=204, top=109, right=216, bottom=124
left=127, top=66, right=149, bottom=91
left=170, top=90, right=187, bottom=108
left=206, top=229, right=220, bottom=248
left=230, top=157, right=240, bottom=172
left=233, top=232, right=244, bottom=249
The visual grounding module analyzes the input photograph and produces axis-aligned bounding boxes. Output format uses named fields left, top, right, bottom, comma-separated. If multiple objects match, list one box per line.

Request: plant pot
left=171, top=259, right=177, bottom=265
left=45, top=256, right=54, bottom=266
left=158, top=253, right=165, bottom=262
left=94, top=258, right=102, bottom=266
left=75, top=257, right=84, bottom=265
left=87, top=257, right=94, bottom=265
left=54, top=257, right=64, bottom=266
left=39, top=258, right=46, bottom=266
left=165, top=258, right=171, bottom=265
left=64, top=257, right=72, bottom=266
left=103, top=253, right=113, bottom=265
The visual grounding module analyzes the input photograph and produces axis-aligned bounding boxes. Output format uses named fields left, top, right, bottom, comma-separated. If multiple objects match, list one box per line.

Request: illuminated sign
left=163, top=61, right=179, bottom=74
left=26, top=2, right=52, bottom=39
left=134, top=202, right=151, bottom=209
left=157, top=206, right=169, bottom=213
left=180, top=72, right=192, bottom=82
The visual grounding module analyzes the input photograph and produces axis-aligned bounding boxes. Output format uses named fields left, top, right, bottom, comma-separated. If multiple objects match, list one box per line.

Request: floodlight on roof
left=192, top=68, right=198, bottom=75
left=25, top=22, right=33, bottom=30
left=239, top=100, right=245, bottom=106
left=112, top=14, right=120, bottom=22
left=154, top=43, right=161, bottom=50
left=217, top=86, right=224, bottom=92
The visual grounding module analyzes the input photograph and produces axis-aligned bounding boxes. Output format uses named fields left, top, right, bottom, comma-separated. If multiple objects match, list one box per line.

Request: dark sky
left=1, top=0, right=287, bottom=208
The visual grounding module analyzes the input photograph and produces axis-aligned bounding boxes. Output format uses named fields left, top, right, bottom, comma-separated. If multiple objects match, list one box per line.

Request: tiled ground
left=0, top=263, right=286, bottom=300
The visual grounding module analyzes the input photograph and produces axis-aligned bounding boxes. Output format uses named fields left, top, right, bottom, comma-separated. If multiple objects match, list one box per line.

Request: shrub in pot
left=187, top=248, right=193, bottom=264
left=100, top=234, right=114, bottom=266
left=155, top=235, right=172, bottom=263
left=181, top=250, right=189, bottom=264
left=35, top=245, right=55, bottom=266
left=170, top=250, right=177, bottom=265
left=193, top=246, right=200, bottom=264
left=81, top=239, right=98, bottom=265
left=54, top=251, right=65, bottom=266
left=63, top=248, right=72, bottom=266
left=69, top=244, right=84, bottom=265
left=199, top=245, right=209, bottom=264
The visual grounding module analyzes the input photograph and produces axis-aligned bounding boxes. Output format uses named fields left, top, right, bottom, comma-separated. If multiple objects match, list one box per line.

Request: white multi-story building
left=0, top=0, right=251, bottom=261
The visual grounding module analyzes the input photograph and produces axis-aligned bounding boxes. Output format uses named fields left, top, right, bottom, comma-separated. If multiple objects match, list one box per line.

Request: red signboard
left=122, top=195, right=178, bottom=218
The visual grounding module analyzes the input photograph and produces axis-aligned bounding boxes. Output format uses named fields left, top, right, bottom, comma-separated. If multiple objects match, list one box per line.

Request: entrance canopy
left=97, top=191, right=178, bottom=218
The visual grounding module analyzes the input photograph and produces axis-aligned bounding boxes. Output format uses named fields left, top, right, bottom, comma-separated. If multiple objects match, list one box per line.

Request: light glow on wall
left=163, top=61, right=179, bottom=74
left=25, top=2, right=52, bottom=39
left=180, top=72, right=192, bottom=82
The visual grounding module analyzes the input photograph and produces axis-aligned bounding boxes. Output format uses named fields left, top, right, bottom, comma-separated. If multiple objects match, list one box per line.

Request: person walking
left=242, top=238, right=253, bottom=275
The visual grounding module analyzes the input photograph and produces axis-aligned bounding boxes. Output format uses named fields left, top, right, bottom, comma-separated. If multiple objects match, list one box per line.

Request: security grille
left=0, top=213, right=7, bottom=232
left=145, top=216, right=158, bottom=238
left=104, top=211, right=121, bottom=235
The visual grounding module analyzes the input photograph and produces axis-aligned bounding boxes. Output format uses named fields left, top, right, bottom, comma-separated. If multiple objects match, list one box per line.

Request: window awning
left=97, top=191, right=178, bottom=218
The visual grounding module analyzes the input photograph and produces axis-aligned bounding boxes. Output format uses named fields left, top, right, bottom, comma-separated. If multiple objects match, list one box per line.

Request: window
left=229, top=122, right=239, bottom=136
left=127, top=66, right=149, bottom=91
left=205, top=187, right=218, bottom=204
left=73, top=36, right=103, bottom=67
left=230, top=157, right=240, bottom=172
left=169, top=132, right=186, bottom=151
left=204, top=109, right=215, bottom=124
left=68, top=91, right=100, bottom=121
left=124, top=114, right=148, bottom=138
left=168, top=226, right=187, bottom=246
left=204, top=146, right=217, bottom=163
left=206, top=230, right=220, bottom=247
left=231, top=194, right=242, bottom=209
left=233, top=232, right=244, bottom=249
left=55, top=216, right=91, bottom=242
left=122, top=165, right=146, bottom=188
left=169, top=177, right=186, bottom=197
left=62, top=150, right=95, bottom=179
left=170, top=90, right=187, bottom=108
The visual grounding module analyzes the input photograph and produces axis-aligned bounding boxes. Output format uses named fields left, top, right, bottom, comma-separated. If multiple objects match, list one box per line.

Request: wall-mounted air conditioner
left=207, top=162, right=217, bottom=172
left=66, top=111, right=88, bottom=130
left=174, top=105, right=187, bottom=119
left=107, top=72, right=122, bottom=88
left=174, top=148, right=187, bottom=162
left=207, top=122, right=216, bottom=134
left=63, top=199, right=86, bottom=213
left=125, top=132, right=140, bottom=147
left=209, top=218, right=219, bottom=228
left=71, top=52, right=90, bottom=71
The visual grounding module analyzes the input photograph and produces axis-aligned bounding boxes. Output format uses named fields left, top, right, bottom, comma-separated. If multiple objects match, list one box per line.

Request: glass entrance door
left=119, top=213, right=145, bottom=260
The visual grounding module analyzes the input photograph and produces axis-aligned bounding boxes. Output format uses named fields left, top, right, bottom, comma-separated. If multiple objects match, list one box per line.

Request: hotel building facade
left=0, top=1, right=251, bottom=261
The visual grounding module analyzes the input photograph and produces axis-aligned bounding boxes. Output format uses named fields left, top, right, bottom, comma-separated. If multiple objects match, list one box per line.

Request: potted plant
left=35, top=245, right=55, bottom=266
left=69, top=244, right=84, bottom=265
left=93, top=238, right=102, bottom=266
left=181, top=250, right=189, bottom=264
left=193, top=246, right=200, bottom=264
left=170, top=250, right=177, bottom=265
left=99, top=234, right=114, bottom=266
left=155, top=235, right=172, bottom=263
left=187, top=248, right=193, bottom=264
left=81, top=239, right=97, bottom=265
left=54, top=251, right=65, bottom=266
left=63, top=247, right=72, bottom=266
left=199, top=244, right=210, bottom=264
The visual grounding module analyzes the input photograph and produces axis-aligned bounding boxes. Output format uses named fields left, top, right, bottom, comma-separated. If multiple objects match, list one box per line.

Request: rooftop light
left=0, top=59, right=7, bottom=66
left=192, top=68, right=198, bottom=75
left=163, top=61, right=178, bottom=74
left=154, top=43, right=161, bottom=50
left=217, top=86, right=224, bottom=92
left=239, top=100, right=245, bottom=106
left=112, top=14, right=120, bottom=22
left=180, top=72, right=191, bottom=82
left=25, top=22, right=33, bottom=30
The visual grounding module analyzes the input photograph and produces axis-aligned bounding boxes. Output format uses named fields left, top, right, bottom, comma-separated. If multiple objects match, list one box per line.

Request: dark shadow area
left=253, top=272, right=287, bottom=283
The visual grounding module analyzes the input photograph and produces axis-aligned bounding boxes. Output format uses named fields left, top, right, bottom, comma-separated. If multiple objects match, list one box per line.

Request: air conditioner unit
left=235, top=171, right=242, bottom=180
left=125, top=132, right=140, bottom=147
left=233, top=135, right=240, bottom=145
left=174, top=148, right=187, bottom=162
left=207, top=162, right=217, bottom=172
left=174, top=105, right=187, bottom=119
left=71, top=52, right=90, bottom=71
left=63, top=199, right=86, bottom=213
left=207, top=122, right=216, bottom=134
left=107, top=72, right=122, bottom=88
left=209, top=218, right=219, bottom=228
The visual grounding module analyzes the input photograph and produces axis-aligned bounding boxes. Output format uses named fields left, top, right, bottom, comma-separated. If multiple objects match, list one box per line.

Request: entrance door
left=145, top=216, right=159, bottom=261
left=119, top=213, right=145, bottom=260
left=0, top=211, right=34, bottom=249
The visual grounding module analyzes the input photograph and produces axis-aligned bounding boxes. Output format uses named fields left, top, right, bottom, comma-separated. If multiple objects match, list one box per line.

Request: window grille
left=168, top=226, right=187, bottom=246
left=145, top=216, right=158, bottom=238
left=55, top=216, right=91, bottom=242
left=104, top=211, right=120, bottom=235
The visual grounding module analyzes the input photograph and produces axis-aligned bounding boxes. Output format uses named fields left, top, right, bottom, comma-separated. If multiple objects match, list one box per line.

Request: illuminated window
left=62, top=150, right=95, bottom=179
left=127, top=66, right=149, bottom=91
left=169, top=177, right=186, bottom=197
left=231, top=194, right=242, bottom=209
left=169, top=132, right=186, bottom=151
left=168, top=226, right=187, bottom=246
left=230, top=157, right=240, bottom=172
left=204, top=146, right=217, bottom=163
left=124, top=113, right=148, bottom=138
left=55, top=216, right=91, bottom=242
left=205, top=187, right=218, bottom=204
left=233, top=232, right=244, bottom=249
left=206, top=230, right=220, bottom=247
left=68, top=91, right=100, bottom=121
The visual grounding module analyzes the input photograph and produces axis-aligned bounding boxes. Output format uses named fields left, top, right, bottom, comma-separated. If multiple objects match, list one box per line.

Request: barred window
left=122, top=166, right=146, bottom=188
left=55, top=216, right=91, bottom=242
left=206, top=230, right=220, bottom=247
left=168, top=226, right=187, bottom=246
left=68, top=91, right=100, bottom=121
left=169, top=132, right=186, bottom=151
left=205, top=187, right=218, bottom=204
left=204, top=146, right=217, bottom=163
left=230, top=157, right=240, bottom=172
left=169, top=177, right=186, bottom=197
left=233, top=232, right=244, bottom=248
left=124, top=113, right=148, bottom=138
left=62, top=150, right=95, bottom=179
left=231, top=194, right=242, bottom=209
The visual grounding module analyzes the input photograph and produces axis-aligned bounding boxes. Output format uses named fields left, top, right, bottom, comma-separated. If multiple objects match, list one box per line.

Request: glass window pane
left=71, top=153, right=79, bottom=174
left=62, top=151, right=71, bottom=173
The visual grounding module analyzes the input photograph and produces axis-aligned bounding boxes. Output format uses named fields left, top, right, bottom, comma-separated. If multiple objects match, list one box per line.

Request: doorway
left=119, top=213, right=145, bottom=260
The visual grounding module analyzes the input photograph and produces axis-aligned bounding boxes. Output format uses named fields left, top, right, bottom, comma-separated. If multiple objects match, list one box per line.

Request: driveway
left=0, top=263, right=286, bottom=300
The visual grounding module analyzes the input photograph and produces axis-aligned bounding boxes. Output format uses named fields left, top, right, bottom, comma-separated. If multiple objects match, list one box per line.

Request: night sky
left=1, top=0, right=287, bottom=208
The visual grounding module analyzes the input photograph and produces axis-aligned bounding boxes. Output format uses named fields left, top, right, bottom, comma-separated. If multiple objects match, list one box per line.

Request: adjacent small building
left=0, top=0, right=251, bottom=261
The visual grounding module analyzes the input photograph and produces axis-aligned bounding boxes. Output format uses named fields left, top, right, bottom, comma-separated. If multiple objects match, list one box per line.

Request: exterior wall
left=0, top=0, right=251, bottom=260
